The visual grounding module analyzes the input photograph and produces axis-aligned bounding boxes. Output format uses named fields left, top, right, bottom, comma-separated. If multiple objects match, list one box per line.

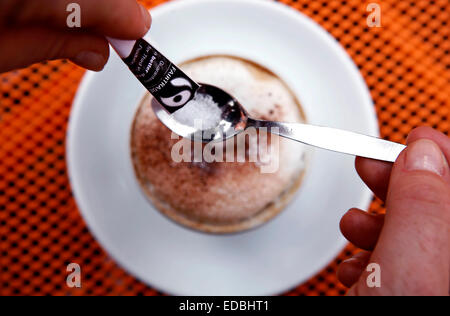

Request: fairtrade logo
left=160, top=77, right=194, bottom=108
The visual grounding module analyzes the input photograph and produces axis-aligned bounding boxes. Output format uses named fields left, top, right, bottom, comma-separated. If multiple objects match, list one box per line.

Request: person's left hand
left=0, top=0, right=151, bottom=72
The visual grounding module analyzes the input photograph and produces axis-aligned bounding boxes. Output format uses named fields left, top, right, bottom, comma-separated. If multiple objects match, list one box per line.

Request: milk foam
left=181, top=56, right=308, bottom=178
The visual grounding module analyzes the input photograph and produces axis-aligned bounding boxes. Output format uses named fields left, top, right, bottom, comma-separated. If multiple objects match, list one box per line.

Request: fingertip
left=139, top=4, right=152, bottom=36
left=340, top=208, right=384, bottom=251
left=337, top=259, right=364, bottom=288
left=354, top=156, right=363, bottom=177
left=340, top=208, right=367, bottom=245
left=404, top=139, right=448, bottom=178
left=355, top=156, right=392, bottom=201
left=337, top=251, right=371, bottom=288
left=405, top=127, right=450, bottom=168
left=71, top=50, right=108, bottom=71
left=69, top=35, right=109, bottom=71
left=355, top=157, right=391, bottom=180
left=406, top=126, right=436, bottom=144
left=102, top=1, right=152, bottom=39
left=354, top=156, right=371, bottom=183
left=339, top=208, right=359, bottom=235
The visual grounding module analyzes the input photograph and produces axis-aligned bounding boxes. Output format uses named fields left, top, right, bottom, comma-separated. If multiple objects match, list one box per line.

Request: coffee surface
left=131, top=56, right=309, bottom=233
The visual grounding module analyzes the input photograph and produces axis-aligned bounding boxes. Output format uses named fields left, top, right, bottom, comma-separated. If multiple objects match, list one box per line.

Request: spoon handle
left=108, top=37, right=200, bottom=113
left=248, top=119, right=406, bottom=162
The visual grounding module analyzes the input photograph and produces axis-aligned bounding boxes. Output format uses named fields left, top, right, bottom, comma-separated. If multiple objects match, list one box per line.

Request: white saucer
left=67, top=0, right=376, bottom=295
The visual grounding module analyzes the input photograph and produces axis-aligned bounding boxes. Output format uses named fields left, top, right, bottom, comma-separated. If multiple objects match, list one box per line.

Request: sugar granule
left=172, top=93, right=222, bottom=130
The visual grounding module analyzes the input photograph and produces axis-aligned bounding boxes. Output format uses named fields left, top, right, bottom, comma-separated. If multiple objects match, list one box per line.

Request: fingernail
left=73, top=51, right=105, bottom=71
left=405, top=139, right=448, bottom=176
left=140, top=4, right=151, bottom=33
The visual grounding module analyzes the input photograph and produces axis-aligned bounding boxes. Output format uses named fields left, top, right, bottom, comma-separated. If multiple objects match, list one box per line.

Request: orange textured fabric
left=0, top=0, right=449, bottom=296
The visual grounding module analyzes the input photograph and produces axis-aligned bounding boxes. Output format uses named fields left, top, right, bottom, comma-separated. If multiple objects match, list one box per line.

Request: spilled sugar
left=171, top=93, right=222, bottom=130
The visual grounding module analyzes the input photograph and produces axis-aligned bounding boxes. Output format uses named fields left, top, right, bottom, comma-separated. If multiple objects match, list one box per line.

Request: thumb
left=0, top=27, right=109, bottom=72
left=350, top=139, right=450, bottom=296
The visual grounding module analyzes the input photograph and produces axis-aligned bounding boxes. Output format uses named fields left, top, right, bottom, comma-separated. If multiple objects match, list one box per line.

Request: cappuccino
left=131, top=56, right=309, bottom=233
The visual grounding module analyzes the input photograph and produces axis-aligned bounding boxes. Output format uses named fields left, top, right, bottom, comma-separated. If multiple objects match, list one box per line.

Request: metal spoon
left=153, top=84, right=406, bottom=163
left=110, top=38, right=406, bottom=163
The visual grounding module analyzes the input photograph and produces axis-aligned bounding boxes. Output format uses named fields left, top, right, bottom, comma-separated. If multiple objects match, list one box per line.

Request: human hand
left=338, top=127, right=450, bottom=296
left=0, top=0, right=151, bottom=72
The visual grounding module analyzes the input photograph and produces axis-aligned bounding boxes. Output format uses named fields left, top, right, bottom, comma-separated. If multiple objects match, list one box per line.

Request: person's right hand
left=0, top=0, right=151, bottom=73
left=338, top=127, right=450, bottom=295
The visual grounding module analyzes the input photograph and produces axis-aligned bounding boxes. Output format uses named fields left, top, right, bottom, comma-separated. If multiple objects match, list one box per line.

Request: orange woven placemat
left=0, top=0, right=449, bottom=296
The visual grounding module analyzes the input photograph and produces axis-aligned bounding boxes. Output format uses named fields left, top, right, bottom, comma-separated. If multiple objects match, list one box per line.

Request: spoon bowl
left=152, top=83, right=248, bottom=142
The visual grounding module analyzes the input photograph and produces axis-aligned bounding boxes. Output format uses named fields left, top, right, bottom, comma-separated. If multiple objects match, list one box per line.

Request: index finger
left=0, top=0, right=151, bottom=39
